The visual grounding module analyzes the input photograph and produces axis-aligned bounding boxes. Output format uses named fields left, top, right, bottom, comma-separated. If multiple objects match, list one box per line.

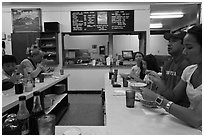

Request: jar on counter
left=2, top=114, right=21, bottom=135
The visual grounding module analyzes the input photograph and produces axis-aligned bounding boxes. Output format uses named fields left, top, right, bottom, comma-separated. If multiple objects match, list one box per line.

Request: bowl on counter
left=54, top=84, right=66, bottom=94
left=41, top=72, right=54, bottom=78
left=128, top=80, right=147, bottom=90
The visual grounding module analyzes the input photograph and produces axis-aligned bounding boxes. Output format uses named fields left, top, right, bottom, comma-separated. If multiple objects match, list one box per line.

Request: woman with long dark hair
left=129, top=51, right=144, bottom=81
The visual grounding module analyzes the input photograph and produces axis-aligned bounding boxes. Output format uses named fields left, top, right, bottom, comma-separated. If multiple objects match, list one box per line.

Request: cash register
left=122, top=50, right=136, bottom=65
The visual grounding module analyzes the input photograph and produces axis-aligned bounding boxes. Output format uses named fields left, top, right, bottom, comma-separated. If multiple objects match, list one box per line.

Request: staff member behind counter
left=18, top=46, right=54, bottom=78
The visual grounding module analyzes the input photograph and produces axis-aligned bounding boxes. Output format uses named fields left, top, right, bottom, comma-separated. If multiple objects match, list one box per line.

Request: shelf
left=44, top=52, right=57, bottom=56
left=39, top=38, right=56, bottom=40
left=45, top=93, right=67, bottom=114
left=41, top=46, right=56, bottom=49
left=62, top=31, right=142, bottom=35
left=39, top=32, right=59, bottom=65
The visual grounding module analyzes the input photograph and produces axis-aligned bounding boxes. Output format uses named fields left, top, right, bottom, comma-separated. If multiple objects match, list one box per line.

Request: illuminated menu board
left=71, top=10, right=134, bottom=32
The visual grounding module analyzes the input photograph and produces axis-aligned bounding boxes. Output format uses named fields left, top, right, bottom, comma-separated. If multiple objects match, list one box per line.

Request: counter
left=63, top=64, right=134, bottom=91
left=55, top=74, right=201, bottom=135
left=2, top=72, right=70, bottom=123
left=63, top=67, right=130, bottom=91
left=63, top=64, right=134, bottom=69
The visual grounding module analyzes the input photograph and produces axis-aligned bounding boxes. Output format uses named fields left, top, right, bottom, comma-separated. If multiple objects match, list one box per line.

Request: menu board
left=71, top=10, right=134, bottom=32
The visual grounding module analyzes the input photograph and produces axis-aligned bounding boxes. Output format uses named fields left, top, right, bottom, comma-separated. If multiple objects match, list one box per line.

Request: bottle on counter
left=2, top=114, right=21, bottom=135
left=106, top=56, right=110, bottom=66
left=14, top=73, right=24, bottom=94
left=115, top=54, right=120, bottom=66
left=109, top=65, right=114, bottom=80
left=25, top=72, right=33, bottom=92
left=16, top=96, right=30, bottom=135
left=32, top=78, right=35, bottom=87
left=30, top=91, right=45, bottom=135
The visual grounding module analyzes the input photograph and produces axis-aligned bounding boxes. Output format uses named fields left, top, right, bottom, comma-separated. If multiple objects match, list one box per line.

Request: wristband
left=155, top=96, right=163, bottom=106
left=165, top=101, right=173, bottom=112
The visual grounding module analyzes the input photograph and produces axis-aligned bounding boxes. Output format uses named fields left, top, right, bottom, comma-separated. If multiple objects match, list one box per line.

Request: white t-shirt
left=181, top=64, right=202, bottom=110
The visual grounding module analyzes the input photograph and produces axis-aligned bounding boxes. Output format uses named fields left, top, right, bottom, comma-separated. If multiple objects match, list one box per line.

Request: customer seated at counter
left=2, top=55, right=20, bottom=90
left=146, top=29, right=191, bottom=107
left=19, top=46, right=53, bottom=78
left=141, top=24, right=202, bottom=129
left=142, top=54, right=160, bottom=88
left=129, top=52, right=144, bottom=81
left=128, top=53, right=160, bottom=85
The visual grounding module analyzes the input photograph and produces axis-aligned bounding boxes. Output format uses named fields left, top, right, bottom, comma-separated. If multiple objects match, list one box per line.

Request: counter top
left=55, top=126, right=106, bottom=135
left=55, top=74, right=201, bottom=135
left=2, top=73, right=69, bottom=113
left=63, top=64, right=134, bottom=69
left=104, top=74, right=201, bottom=135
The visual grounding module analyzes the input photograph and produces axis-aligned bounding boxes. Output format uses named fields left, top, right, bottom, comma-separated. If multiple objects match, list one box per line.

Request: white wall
left=2, top=10, right=13, bottom=55
left=149, top=35, right=169, bottom=55
left=113, top=35, right=139, bottom=56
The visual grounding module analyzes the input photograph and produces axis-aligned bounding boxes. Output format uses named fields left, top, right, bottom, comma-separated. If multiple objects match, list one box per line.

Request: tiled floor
left=58, top=94, right=104, bottom=126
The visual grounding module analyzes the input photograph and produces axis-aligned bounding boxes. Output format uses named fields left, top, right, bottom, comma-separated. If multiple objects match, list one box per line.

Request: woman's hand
left=141, top=87, right=158, bottom=102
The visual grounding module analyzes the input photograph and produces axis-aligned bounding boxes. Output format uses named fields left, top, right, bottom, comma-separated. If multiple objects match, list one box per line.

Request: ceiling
left=2, top=2, right=201, bottom=31
left=150, top=3, right=201, bottom=31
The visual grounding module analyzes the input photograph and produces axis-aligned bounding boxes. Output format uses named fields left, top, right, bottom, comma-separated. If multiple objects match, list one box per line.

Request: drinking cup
left=123, top=77, right=128, bottom=87
left=111, top=76, right=115, bottom=85
left=109, top=72, right=114, bottom=80
left=15, top=83, right=24, bottom=94
left=114, top=69, right=118, bottom=76
left=38, top=114, right=56, bottom=135
left=126, top=90, right=135, bottom=108
left=60, top=68, right=64, bottom=75
left=114, top=69, right=118, bottom=82
left=39, top=74, right=44, bottom=83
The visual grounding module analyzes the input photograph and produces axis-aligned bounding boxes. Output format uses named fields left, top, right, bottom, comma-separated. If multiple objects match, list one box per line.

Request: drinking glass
left=38, top=114, right=56, bottom=135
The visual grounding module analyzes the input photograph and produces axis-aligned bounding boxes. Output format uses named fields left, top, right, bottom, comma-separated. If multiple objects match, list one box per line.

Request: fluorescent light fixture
left=150, top=23, right=163, bottom=28
left=151, top=12, right=183, bottom=16
left=151, top=15, right=183, bottom=18
left=150, top=12, right=184, bottom=19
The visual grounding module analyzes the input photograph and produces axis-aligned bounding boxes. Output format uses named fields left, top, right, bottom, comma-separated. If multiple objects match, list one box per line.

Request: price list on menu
left=71, top=10, right=134, bottom=32
left=110, top=10, right=134, bottom=31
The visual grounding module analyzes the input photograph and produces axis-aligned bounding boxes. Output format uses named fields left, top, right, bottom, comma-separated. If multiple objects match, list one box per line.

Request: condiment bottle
left=16, top=96, right=30, bottom=135
left=29, top=91, right=45, bottom=135
left=25, top=72, right=33, bottom=92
